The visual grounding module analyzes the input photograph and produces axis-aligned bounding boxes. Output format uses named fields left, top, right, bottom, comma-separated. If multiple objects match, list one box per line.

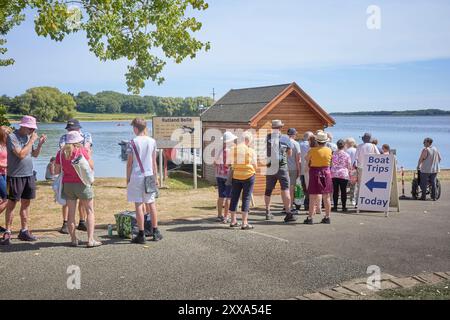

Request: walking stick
left=399, top=166, right=407, bottom=199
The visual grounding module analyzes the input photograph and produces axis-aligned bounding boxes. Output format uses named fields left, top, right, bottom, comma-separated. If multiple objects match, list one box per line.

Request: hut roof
left=201, top=82, right=335, bottom=126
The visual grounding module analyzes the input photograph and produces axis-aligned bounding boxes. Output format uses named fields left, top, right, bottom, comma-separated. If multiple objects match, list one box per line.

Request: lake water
left=15, top=116, right=450, bottom=180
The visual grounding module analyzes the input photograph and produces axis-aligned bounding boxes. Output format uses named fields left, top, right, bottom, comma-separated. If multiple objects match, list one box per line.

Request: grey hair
left=303, top=131, right=314, bottom=141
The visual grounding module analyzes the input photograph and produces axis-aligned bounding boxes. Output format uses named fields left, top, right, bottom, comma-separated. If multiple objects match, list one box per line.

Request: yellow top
left=307, top=146, right=332, bottom=167
left=231, top=143, right=256, bottom=180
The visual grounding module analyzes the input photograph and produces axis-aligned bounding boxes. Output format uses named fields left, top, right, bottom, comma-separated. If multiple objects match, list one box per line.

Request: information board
left=152, top=117, right=201, bottom=149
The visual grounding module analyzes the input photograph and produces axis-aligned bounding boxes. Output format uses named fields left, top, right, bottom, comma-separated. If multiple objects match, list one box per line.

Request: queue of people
left=0, top=115, right=443, bottom=245
left=213, top=120, right=443, bottom=228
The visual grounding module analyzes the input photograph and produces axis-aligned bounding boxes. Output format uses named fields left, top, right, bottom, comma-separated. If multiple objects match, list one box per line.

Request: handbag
left=71, top=152, right=95, bottom=186
left=130, top=139, right=157, bottom=194
left=52, top=151, right=66, bottom=206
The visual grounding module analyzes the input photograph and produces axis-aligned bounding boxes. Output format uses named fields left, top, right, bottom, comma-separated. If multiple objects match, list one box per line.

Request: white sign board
left=358, top=154, right=394, bottom=212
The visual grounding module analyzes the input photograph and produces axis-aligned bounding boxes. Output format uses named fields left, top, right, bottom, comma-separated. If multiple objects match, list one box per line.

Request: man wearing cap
left=354, top=133, right=380, bottom=206
left=1, top=116, right=46, bottom=245
left=265, top=120, right=296, bottom=223
left=58, top=119, right=93, bottom=234
left=286, top=128, right=301, bottom=214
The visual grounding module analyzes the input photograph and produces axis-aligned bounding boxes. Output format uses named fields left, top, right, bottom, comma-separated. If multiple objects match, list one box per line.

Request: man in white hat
left=1, top=116, right=47, bottom=245
left=214, top=131, right=237, bottom=223
left=264, top=120, right=297, bottom=223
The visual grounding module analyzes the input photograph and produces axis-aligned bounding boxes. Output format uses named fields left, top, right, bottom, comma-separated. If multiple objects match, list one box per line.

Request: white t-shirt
left=127, top=136, right=156, bottom=177
left=355, top=143, right=380, bottom=168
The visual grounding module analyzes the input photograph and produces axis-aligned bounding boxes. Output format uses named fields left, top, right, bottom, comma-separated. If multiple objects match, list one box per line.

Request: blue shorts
left=0, top=174, right=6, bottom=200
left=216, top=177, right=232, bottom=199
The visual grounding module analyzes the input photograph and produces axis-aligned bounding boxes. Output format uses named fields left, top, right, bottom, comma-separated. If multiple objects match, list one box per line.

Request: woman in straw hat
left=304, top=131, right=333, bottom=224
left=54, top=131, right=101, bottom=248
left=214, top=131, right=237, bottom=224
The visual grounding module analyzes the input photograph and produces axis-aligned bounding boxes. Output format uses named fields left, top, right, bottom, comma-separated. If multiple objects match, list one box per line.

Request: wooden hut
left=201, top=82, right=335, bottom=195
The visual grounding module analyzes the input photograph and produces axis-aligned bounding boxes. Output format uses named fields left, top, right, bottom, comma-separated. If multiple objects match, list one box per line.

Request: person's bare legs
left=290, top=186, right=295, bottom=210
left=78, top=200, right=87, bottom=222
left=223, top=198, right=230, bottom=219
left=281, top=189, right=291, bottom=213
left=62, top=204, right=68, bottom=222
left=308, top=194, right=318, bottom=219
left=230, top=210, right=237, bottom=225
left=5, top=200, right=17, bottom=231
left=264, top=195, right=271, bottom=211
left=146, top=202, right=158, bottom=229
left=18, top=199, right=31, bottom=230
left=242, top=211, right=249, bottom=226
left=217, top=197, right=224, bottom=218
left=66, top=199, right=78, bottom=243
left=323, top=193, right=332, bottom=218
left=0, top=199, right=8, bottom=215
left=81, top=199, right=96, bottom=243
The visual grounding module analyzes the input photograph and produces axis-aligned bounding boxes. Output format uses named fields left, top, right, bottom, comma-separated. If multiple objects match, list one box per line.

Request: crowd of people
left=0, top=115, right=442, bottom=246
left=214, top=119, right=442, bottom=228
left=0, top=116, right=162, bottom=247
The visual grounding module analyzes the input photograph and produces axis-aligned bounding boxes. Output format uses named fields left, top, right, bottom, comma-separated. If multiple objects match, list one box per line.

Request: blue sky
left=1, top=0, right=450, bottom=112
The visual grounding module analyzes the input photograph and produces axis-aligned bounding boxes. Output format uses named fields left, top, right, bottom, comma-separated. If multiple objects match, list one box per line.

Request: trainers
left=321, top=217, right=331, bottom=224
left=152, top=229, right=163, bottom=241
left=331, top=207, right=338, bottom=212
left=18, top=230, right=37, bottom=242
left=303, top=217, right=313, bottom=225
left=86, top=240, right=102, bottom=248
left=59, top=222, right=69, bottom=234
left=265, top=209, right=274, bottom=220
left=77, top=221, right=87, bottom=231
left=216, top=216, right=225, bottom=222
left=284, top=213, right=297, bottom=223
left=0, top=232, right=11, bottom=245
left=0, top=226, right=6, bottom=233
left=342, top=207, right=348, bottom=213
left=222, top=217, right=231, bottom=224
left=131, top=234, right=146, bottom=244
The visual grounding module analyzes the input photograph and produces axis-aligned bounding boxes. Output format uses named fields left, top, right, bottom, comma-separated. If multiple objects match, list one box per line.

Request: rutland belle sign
left=358, top=154, right=394, bottom=212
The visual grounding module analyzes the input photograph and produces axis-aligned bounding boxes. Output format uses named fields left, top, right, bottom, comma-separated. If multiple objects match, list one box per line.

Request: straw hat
left=272, top=120, right=284, bottom=128
left=315, top=131, right=329, bottom=143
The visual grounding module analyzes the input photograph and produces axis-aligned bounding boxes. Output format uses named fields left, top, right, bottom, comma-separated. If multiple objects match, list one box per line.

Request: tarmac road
left=1, top=182, right=449, bottom=300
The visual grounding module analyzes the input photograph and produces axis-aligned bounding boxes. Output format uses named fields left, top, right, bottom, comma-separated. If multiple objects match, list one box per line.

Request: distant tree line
left=330, top=109, right=450, bottom=116
left=0, top=87, right=214, bottom=122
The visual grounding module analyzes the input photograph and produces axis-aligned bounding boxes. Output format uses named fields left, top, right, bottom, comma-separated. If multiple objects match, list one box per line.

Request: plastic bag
left=52, top=173, right=66, bottom=206
left=294, top=177, right=305, bottom=206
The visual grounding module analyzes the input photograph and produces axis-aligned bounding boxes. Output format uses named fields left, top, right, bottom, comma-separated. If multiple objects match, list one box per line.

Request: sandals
left=229, top=222, right=242, bottom=228
left=70, top=239, right=80, bottom=247
left=86, top=240, right=102, bottom=248
left=241, top=224, right=254, bottom=230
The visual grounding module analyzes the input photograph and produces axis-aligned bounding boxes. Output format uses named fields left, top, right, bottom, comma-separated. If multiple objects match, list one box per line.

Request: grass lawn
left=377, top=280, right=450, bottom=300
left=4, top=172, right=216, bottom=236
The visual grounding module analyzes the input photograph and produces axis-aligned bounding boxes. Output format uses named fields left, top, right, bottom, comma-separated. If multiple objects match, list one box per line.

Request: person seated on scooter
left=417, top=137, right=441, bottom=201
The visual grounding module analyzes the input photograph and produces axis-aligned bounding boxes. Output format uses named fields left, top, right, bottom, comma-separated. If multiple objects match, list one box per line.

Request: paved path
left=1, top=183, right=449, bottom=300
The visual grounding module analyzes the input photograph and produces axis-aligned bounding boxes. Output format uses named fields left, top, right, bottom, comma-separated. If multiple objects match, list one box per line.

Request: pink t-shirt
left=55, top=147, right=90, bottom=183
left=0, top=146, right=7, bottom=175
left=331, top=150, right=352, bottom=180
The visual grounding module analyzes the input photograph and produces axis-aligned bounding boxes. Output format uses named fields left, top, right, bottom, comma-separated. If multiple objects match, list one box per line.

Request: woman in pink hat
left=54, top=131, right=101, bottom=248
left=1, top=116, right=46, bottom=245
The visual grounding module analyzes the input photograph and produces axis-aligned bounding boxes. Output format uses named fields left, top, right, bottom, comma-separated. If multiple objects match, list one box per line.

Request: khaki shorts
left=63, top=183, right=94, bottom=200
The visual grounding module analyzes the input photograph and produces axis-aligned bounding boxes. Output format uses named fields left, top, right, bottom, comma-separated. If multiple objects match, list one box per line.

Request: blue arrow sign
left=365, top=177, right=388, bottom=192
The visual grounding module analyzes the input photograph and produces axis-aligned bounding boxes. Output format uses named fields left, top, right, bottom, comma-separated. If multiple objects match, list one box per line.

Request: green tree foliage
left=10, top=87, right=76, bottom=122
left=0, top=104, right=11, bottom=126
left=0, top=0, right=210, bottom=93
left=4, top=88, right=214, bottom=119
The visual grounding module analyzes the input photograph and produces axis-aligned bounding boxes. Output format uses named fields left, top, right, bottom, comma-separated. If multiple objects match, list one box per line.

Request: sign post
left=358, top=154, right=396, bottom=216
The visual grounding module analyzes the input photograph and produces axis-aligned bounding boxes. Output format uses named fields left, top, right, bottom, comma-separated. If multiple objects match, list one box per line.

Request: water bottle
left=107, top=224, right=113, bottom=237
